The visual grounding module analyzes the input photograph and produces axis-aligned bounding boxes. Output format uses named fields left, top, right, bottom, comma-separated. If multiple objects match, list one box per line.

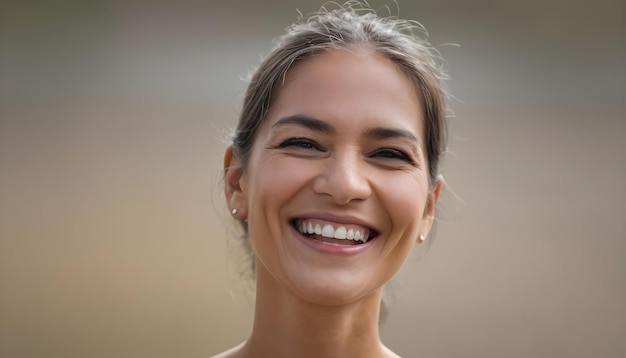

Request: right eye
left=278, top=137, right=324, bottom=151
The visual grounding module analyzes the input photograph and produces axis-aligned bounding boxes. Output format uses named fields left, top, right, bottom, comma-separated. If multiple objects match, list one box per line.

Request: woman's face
left=226, top=48, right=441, bottom=305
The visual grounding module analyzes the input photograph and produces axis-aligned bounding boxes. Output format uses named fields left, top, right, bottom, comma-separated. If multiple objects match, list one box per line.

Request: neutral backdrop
left=1, top=0, right=625, bottom=357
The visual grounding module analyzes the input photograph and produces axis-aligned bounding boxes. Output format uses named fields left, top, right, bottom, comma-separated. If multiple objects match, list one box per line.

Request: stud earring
left=231, top=208, right=238, bottom=216
left=420, top=234, right=425, bottom=242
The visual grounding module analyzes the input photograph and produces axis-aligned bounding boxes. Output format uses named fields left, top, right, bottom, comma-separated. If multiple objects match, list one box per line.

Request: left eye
left=371, top=148, right=411, bottom=162
left=278, top=137, right=324, bottom=151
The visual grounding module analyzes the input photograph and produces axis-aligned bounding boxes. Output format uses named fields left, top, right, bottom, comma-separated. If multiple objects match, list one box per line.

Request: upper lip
left=290, top=211, right=380, bottom=235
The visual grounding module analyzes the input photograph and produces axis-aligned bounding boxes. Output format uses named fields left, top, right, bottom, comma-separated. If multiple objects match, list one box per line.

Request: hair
left=228, top=0, right=451, bottom=319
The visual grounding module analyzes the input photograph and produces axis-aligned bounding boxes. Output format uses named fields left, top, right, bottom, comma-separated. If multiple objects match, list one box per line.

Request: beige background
left=1, top=0, right=625, bottom=357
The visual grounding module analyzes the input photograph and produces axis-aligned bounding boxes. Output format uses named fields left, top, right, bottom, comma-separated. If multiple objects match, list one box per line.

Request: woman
left=216, top=2, right=449, bottom=357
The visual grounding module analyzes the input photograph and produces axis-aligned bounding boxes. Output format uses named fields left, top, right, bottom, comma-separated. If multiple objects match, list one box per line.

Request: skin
left=219, top=48, right=442, bottom=358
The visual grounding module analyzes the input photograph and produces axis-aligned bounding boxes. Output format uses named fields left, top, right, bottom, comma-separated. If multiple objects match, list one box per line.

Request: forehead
left=264, top=48, right=424, bottom=136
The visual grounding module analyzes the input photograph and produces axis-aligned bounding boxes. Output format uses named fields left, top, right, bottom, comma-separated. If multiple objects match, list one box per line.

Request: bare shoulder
left=210, top=342, right=245, bottom=358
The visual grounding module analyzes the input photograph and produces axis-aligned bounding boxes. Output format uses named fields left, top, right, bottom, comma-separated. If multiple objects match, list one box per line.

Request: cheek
left=245, top=156, right=319, bottom=270
left=249, top=156, right=317, bottom=204
left=245, top=155, right=320, bottom=243
left=377, top=171, right=429, bottom=229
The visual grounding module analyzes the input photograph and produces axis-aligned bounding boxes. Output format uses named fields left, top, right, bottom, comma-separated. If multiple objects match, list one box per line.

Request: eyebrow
left=271, top=115, right=335, bottom=134
left=365, top=127, right=420, bottom=144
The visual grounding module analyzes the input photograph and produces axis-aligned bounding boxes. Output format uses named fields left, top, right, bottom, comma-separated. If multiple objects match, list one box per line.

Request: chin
left=283, top=269, right=384, bottom=306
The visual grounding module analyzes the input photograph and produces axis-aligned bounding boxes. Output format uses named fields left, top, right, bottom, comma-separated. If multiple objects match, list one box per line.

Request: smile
left=292, top=218, right=376, bottom=244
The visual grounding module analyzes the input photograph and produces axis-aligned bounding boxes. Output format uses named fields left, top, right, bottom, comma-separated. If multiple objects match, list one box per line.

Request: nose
left=312, top=150, right=372, bottom=205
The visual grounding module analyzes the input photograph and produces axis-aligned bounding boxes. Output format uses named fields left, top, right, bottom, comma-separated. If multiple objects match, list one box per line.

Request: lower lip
left=291, top=226, right=376, bottom=255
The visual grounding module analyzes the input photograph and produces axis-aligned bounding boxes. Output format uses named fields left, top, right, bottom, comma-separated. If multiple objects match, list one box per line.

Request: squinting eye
left=278, top=137, right=324, bottom=151
left=372, top=149, right=412, bottom=162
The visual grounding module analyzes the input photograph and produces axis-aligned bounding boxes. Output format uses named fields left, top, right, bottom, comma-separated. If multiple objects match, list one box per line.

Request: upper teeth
left=299, top=221, right=370, bottom=243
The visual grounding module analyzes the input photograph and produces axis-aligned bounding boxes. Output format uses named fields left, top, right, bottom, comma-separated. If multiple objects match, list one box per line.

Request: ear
left=224, top=145, right=248, bottom=220
left=418, top=176, right=444, bottom=243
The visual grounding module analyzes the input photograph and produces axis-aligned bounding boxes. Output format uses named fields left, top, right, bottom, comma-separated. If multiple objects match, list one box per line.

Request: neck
left=240, top=265, right=392, bottom=358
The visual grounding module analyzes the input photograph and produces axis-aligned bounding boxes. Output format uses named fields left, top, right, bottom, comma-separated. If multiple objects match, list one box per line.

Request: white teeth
left=321, top=224, right=334, bottom=238
left=347, top=229, right=354, bottom=240
left=297, top=221, right=371, bottom=243
left=334, top=226, right=347, bottom=239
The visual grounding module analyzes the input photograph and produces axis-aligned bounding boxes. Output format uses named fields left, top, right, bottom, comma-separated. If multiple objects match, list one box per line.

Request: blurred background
left=1, top=0, right=625, bottom=357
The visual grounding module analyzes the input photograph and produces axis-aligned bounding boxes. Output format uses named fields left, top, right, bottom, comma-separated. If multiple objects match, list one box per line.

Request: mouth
left=290, top=218, right=378, bottom=245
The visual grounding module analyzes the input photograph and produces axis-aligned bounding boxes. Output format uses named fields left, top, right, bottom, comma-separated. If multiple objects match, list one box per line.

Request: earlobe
left=224, top=146, right=248, bottom=220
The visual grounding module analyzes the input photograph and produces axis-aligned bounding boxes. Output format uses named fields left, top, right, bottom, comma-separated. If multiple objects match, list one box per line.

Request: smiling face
left=225, top=48, right=441, bottom=305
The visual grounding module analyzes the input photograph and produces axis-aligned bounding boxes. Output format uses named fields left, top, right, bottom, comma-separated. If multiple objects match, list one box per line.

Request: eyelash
left=276, top=138, right=416, bottom=166
left=371, top=148, right=415, bottom=164
left=277, top=137, right=325, bottom=151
